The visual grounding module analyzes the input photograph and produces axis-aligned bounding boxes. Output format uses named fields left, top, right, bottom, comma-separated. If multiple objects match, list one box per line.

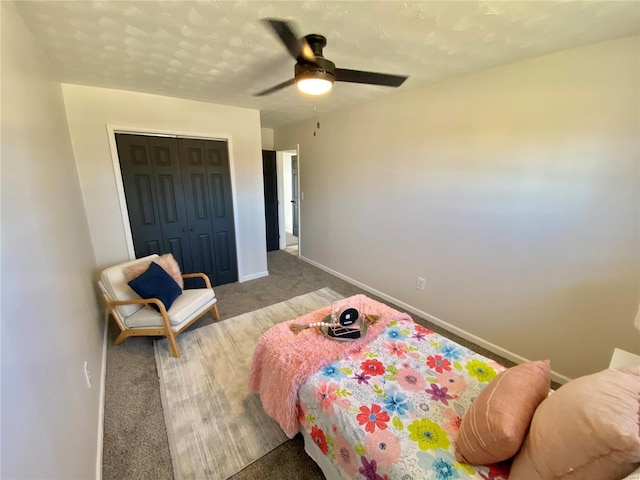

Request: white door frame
left=275, top=145, right=300, bottom=254
left=105, top=124, right=243, bottom=275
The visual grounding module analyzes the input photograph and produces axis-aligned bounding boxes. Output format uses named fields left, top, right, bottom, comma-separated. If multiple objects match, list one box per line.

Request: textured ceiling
left=14, top=1, right=640, bottom=128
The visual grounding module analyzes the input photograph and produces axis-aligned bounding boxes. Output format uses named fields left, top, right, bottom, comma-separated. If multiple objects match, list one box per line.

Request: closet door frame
left=106, top=125, right=242, bottom=280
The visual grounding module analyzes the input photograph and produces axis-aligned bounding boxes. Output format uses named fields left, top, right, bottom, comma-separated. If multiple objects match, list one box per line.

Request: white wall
left=275, top=36, right=640, bottom=381
left=61, top=84, right=268, bottom=281
left=1, top=2, right=104, bottom=478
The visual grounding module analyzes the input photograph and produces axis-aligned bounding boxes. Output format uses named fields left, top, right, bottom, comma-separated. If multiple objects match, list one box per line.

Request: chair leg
left=166, top=329, right=180, bottom=358
left=113, top=330, right=129, bottom=346
left=211, top=303, right=220, bottom=322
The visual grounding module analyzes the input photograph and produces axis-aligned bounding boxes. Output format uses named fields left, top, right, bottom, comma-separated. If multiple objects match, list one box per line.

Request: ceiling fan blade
left=335, top=68, right=408, bottom=87
left=254, top=78, right=296, bottom=97
left=262, top=19, right=316, bottom=64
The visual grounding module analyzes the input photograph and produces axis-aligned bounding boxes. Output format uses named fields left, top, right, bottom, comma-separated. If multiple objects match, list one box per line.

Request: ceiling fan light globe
left=296, top=77, right=333, bottom=95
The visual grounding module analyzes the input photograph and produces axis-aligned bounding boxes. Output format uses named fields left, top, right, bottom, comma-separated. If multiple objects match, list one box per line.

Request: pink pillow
left=455, top=359, right=551, bottom=465
left=124, top=253, right=184, bottom=290
left=510, top=366, right=640, bottom=480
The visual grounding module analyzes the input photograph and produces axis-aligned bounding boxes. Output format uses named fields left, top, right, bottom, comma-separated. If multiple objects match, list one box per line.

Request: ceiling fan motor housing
left=295, top=34, right=335, bottom=83
left=295, top=56, right=335, bottom=83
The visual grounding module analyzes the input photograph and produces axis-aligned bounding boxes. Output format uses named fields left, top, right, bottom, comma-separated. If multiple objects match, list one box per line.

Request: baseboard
left=240, top=270, right=269, bottom=282
left=95, top=313, right=109, bottom=480
left=299, top=255, right=572, bottom=385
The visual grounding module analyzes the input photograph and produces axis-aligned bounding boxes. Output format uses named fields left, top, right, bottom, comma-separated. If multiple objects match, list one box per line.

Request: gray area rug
left=154, top=287, right=344, bottom=480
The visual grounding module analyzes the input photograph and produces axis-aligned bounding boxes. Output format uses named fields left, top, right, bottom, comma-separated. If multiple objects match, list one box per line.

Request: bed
left=296, top=317, right=511, bottom=479
left=249, top=294, right=509, bottom=479
left=249, top=293, right=640, bottom=480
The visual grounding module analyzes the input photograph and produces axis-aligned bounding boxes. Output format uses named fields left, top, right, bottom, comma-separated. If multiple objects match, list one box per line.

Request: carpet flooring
left=101, top=250, right=522, bottom=480
left=155, top=288, right=343, bottom=479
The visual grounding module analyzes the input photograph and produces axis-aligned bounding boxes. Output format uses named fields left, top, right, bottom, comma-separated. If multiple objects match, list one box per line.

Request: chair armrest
left=181, top=272, right=212, bottom=289
left=104, top=295, right=169, bottom=315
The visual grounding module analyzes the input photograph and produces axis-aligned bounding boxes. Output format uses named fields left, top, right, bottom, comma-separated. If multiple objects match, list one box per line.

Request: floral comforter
left=297, top=318, right=510, bottom=480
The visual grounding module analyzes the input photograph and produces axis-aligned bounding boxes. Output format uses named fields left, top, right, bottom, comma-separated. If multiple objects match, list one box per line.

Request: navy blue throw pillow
left=127, top=261, right=182, bottom=312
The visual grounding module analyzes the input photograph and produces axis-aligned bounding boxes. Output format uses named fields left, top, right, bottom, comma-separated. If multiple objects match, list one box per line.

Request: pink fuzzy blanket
left=248, top=294, right=412, bottom=437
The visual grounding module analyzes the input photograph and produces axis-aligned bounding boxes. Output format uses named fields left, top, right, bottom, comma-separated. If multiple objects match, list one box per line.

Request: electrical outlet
left=416, top=276, right=426, bottom=291
left=84, top=361, right=92, bottom=389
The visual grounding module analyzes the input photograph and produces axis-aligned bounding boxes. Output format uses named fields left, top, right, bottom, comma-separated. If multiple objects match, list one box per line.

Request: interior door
left=262, top=150, right=279, bottom=251
left=179, top=138, right=238, bottom=285
left=116, top=134, right=193, bottom=272
left=291, top=155, right=299, bottom=237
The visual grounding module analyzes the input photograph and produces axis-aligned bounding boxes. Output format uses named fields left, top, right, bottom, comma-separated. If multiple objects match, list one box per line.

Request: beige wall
left=1, top=2, right=103, bottom=478
left=275, top=36, right=640, bottom=381
left=62, top=85, right=268, bottom=281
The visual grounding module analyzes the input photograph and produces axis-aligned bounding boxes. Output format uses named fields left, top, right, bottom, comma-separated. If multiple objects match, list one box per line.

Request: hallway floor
left=284, top=232, right=298, bottom=255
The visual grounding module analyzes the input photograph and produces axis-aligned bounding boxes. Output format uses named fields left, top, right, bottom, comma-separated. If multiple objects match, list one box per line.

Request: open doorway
left=277, top=149, right=299, bottom=256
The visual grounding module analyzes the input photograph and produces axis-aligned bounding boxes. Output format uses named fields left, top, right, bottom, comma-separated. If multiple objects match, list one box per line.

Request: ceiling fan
left=255, top=19, right=409, bottom=97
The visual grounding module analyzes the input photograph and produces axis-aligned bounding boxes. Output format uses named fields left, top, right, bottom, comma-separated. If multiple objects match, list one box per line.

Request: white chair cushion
left=101, top=254, right=159, bottom=318
left=124, top=288, right=216, bottom=329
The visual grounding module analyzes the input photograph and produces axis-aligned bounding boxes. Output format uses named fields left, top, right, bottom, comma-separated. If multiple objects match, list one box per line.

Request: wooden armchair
left=99, top=254, right=220, bottom=357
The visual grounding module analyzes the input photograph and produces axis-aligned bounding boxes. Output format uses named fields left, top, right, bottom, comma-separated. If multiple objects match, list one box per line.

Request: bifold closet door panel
left=146, top=136, right=194, bottom=273
left=116, top=134, right=194, bottom=272
left=201, top=140, right=238, bottom=285
left=179, top=138, right=238, bottom=285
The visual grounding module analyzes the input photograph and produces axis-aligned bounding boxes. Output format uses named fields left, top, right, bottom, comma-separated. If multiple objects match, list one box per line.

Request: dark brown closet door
left=262, top=150, right=279, bottom=252
left=179, top=138, right=238, bottom=285
left=116, top=134, right=193, bottom=272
